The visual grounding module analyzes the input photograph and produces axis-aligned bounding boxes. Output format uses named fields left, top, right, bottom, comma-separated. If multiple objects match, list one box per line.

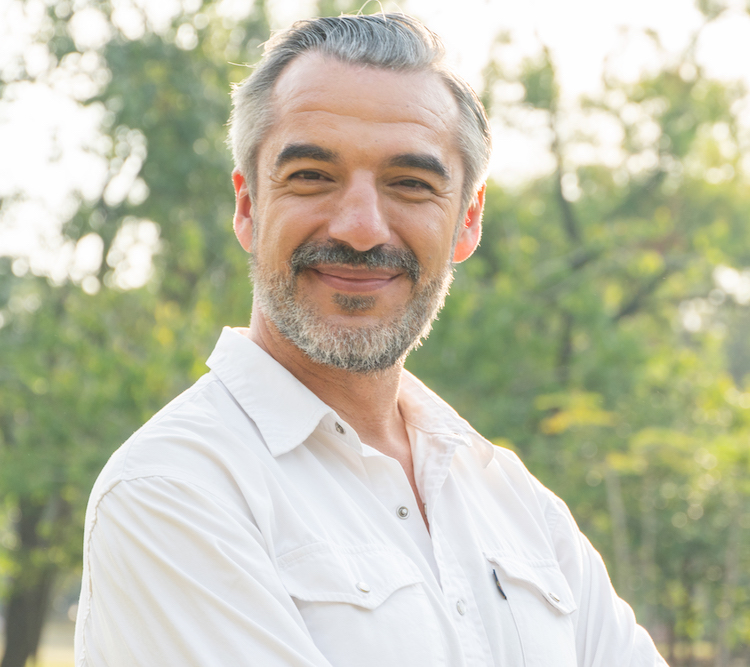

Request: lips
left=310, top=266, right=402, bottom=292
left=290, top=240, right=421, bottom=285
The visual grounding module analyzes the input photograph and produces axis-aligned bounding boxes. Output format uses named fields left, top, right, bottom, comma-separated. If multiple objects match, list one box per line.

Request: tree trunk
left=1, top=568, right=55, bottom=667
left=714, top=499, right=742, bottom=667
left=605, top=467, right=632, bottom=596
left=639, top=475, right=658, bottom=629
left=666, top=616, right=677, bottom=666
left=0, top=498, right=58, bottom=667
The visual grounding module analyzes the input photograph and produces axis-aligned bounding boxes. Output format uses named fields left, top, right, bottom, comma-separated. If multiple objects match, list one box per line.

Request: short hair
left=228, top=13, right=491, bottom=210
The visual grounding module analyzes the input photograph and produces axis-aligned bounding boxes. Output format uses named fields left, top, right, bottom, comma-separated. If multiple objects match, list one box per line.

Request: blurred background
left=1, top=0, right=750, bottom=665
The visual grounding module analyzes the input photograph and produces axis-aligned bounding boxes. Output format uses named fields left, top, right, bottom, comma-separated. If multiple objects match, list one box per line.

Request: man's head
left=229, top=14, right=490, bottom=374
left=229, top=13, right=491, bottom=210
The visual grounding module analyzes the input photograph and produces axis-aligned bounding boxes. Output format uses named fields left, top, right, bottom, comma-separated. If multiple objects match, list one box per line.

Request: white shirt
left=75, top=327, right=668, bottom=667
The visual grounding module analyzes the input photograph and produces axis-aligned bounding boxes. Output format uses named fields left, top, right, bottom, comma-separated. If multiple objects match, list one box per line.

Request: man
left=75, top=13, right=668, bottom=667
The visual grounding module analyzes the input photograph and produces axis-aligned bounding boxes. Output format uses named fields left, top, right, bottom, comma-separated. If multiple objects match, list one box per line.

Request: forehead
left=263, top=52, right=462, bottom=164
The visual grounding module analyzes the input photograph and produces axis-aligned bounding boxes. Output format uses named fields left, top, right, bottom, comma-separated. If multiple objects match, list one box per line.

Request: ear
left=232, top=169, right=253, bottom=252
left=453, top=183, right=485, bottom=263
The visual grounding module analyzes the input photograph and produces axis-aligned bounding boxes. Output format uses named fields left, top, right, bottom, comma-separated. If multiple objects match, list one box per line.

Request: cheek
left=252, top=207, right=302, bottom=266
left=387, top=200, right=458, bottom=250
left=408, top=224, right=457, bottom=271
left=266, top=198, right=331, bottom=245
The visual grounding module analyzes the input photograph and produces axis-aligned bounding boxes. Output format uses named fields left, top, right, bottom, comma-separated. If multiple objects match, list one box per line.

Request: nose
left=327, top=171, right=390, bottom=251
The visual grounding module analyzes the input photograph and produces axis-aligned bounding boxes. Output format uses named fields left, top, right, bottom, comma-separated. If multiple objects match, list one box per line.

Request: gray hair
left=228, top=13, right=491, bottom=210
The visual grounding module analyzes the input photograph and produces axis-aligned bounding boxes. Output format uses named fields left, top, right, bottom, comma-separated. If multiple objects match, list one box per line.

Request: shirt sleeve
left=76, top=475, right=335, bottom=667
left=547, top=495, right=669, bottom=667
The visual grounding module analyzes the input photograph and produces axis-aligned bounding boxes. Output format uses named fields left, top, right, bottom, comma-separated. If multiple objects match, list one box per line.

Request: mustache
left=290, top=240, right=421, bottom=284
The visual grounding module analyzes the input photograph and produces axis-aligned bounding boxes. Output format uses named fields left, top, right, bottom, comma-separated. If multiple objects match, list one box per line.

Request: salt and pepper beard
left=251, top=238, right=454, bottom=374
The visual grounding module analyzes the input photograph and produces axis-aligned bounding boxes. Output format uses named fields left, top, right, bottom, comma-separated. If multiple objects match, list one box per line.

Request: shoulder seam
left=119, top=374, right=222, bottom=471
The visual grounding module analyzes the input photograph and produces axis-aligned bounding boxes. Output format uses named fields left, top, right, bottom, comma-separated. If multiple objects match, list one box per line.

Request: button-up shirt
left=75, top=327, right=667, bottom=666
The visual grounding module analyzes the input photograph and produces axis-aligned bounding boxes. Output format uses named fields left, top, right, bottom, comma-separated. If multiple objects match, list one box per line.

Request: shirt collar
left=206, top=327, right=336, bottom=457
left=206, top=327, right=494, bottom=466
left=399, top=371, right=495, bottom=467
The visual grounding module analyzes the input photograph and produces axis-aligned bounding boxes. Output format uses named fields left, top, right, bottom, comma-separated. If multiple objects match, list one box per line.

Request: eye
left=391, top=178, right=436, bottom=201
left=290, top=170, right=328, bottom=181
left=397, top=178, right=432, bottom=191
left=286, top=170, right=334, bottom=194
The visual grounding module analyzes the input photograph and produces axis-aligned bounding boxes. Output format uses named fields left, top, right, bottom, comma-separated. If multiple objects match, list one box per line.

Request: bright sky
left=2, top=0, right=750, bottom=288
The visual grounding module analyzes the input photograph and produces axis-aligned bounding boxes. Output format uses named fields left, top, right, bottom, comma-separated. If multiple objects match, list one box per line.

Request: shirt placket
left=357, top=443, right=441, bottom=582
left=417, top=432, right=496, bottom=667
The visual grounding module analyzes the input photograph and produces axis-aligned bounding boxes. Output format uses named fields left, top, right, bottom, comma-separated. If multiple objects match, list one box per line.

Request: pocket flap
left=487, top=553, right=578, bottom=614
left=277, top=543, right=424, bottom=610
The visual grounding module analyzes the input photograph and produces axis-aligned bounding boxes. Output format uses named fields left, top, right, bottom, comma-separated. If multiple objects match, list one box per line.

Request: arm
left=548, top=496, right=669, bottom=667
left=76, top=475, right=334, bottom=667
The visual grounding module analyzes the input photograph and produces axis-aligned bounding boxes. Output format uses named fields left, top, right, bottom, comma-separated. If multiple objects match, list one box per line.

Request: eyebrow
left=387, top=153, right=450, bottom=181
left=274, top=143, right=339, bottom=169
left=274, top=145, right=450, bottom=182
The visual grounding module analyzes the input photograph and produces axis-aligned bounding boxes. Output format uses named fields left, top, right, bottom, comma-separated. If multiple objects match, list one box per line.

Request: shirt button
left=549, top=592, right=560, bottom=602
left=335, top=422, right=345, bottom=434
left=356, top=581, right=371, bottom=593
left=396, top=506, right=410, bottom=519
left=456, top=600, right=466, bottom=615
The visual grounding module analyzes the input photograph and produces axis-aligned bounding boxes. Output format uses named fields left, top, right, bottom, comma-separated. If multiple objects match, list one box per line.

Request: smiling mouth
left=290, top=240, right=421, bottom=285
left=310, top=266, right=402, bottom=293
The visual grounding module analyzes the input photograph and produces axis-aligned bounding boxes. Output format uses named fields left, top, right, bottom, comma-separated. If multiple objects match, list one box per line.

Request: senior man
left=75, top=13, right=668, bottom=667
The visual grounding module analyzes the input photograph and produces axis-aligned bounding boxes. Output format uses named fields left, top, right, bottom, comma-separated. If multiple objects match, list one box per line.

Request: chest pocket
left=277, top=543, right=445, bottom=667
left=487, top=553, right=578, bottom=667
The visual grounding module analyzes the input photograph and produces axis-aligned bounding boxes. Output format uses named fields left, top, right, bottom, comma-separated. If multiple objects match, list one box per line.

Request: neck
left=244, top=306, right=407, bottom=453
left=244, top=305, right=428, bottom=529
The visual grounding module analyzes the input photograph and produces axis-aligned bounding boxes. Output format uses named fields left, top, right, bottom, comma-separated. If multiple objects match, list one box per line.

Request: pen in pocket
left=492, top=568, right=507, bottom=600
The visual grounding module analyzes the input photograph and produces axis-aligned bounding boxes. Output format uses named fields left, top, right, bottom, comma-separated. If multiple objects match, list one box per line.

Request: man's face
left=234, top=53, right=482, bottom=372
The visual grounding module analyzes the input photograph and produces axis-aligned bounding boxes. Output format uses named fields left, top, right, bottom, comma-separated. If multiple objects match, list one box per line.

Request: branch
left=612, top=265, right=675, bottom=322
left=554, top=166, right=582, bottom=245
left=556, top=311, right=573, bottom=386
